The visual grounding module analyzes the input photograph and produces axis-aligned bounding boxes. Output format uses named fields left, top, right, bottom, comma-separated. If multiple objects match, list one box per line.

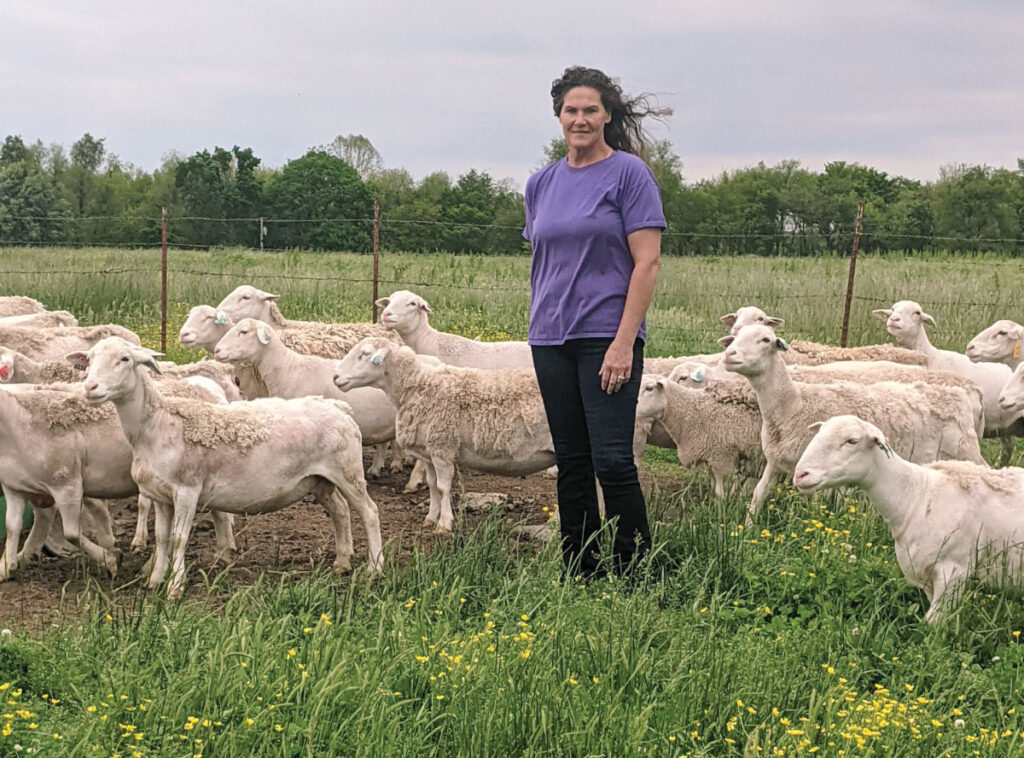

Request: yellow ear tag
left=1013, top=340, right=1021, bottom=360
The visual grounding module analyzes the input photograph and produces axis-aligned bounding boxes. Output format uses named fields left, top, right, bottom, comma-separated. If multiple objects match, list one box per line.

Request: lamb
left=334, top=337, right=555, bottom=533
left=0, top=323, right=141, bottom=362
left=794, top=415, right=1024, bottom=623
left=0, top=296, right=46, bottom=318
left=720, top=324, right=987, bottom=523
left=874, top=300, right=1021, bottom=459
left=376, top=290, right=533, bottom=369
left=0, top=310, right=79, bottom=329
left=74, top=337, right=383, bottom=596
left=966, top=320, right=1024, bottom=371
left=636, top=373, right=763, bottom=497
left=213, top=319, right=398, bottom=476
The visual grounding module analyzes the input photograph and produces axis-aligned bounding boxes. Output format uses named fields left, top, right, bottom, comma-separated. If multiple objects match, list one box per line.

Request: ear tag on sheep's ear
left=0, top=364, right=10, bottom=382
left=876, top=441, right=892, bottom=458
left=775, top=338, right=789, bottom=351
left=257, top=326, right=272, bottom=345
left=692, top=366, right=706, bottom=383
left=369, top=349, right=386, bottom=365
left=1014, top=340, right=1021, bottom=360
left=214, top=311, right=230, bottom=326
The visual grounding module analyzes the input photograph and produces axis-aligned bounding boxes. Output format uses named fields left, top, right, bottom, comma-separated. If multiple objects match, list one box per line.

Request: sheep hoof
left=389, top=461, right=405, bottom=474
left=209, top=548, right=238, bottom=567
left=332, top=557, right=353, bottom=574
left=404, top=483, right=425, bottom=494
left=367, top=467, right=384, bottom=479
left=433, top=524, right=454, bottom=535
left=104, top=550, right=121, bottom=577
left=130, top=540, right=147, bottom=554
left=166, top=585, right=184, bottom=600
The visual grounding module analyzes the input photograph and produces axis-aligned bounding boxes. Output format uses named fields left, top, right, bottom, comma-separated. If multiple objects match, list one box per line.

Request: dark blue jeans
left=531, top=338, right=650, bottom=578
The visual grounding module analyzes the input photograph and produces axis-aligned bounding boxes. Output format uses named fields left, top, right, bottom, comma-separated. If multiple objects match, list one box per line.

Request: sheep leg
left=388, top=441, right=405, bottom=474
left=367, top=444, right=387, bottom=479
left=403, top=459, right=428, bottom=494
left=320, top=488, right=354, bottom=573
left=430, top=458, right=457, bottom=534
left=999, top=435, right=1015, bottom=467
left=166, top=488, right=201, bottom=599
left=210, top=510, right=237, bottom=563
left=334, top=475, right=384, bottom=574
left=147, top=500, right=173, bottom=589
left=1, top=489, right=31, bottom=581
left=83, top=498, right=115, bottom=550
left=924, top=563, right=967, bottom=625
left=746, top=462, right=778, bottom=527
left=422, top=460, right=442, bottom=529
left=15, top=499, right=56, bottom=570
left=55, top=495, right=119, bottom=577
left=131, top=496, right=152, bottom=553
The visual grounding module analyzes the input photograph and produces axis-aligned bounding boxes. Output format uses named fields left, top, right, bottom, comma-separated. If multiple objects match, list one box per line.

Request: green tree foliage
left=174, top=146, right=263, bottom=246
left=264, top=150, right=373, bottom=251
left=0, top=136, right=68, bottom=244
left=327, top=134, right=384, bottom=181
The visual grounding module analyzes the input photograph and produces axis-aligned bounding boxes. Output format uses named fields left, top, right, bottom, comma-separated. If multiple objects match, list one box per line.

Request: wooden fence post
left=840, top=201, right=865, bottom=348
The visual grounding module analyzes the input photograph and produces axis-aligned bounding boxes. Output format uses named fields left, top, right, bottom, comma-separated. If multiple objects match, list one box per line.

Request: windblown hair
left=550, top=66, right=671, bottom=160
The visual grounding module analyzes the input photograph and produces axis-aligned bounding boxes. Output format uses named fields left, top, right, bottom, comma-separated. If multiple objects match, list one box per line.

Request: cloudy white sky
left=3, top=0, right=1022, bottom=191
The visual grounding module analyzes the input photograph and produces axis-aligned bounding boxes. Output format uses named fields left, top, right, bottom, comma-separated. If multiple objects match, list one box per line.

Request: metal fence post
left=372, top=201, right=380, bottom=323
left=840, top=201, right=865, bottom=347
left=161, top=207, right=168, bottom=353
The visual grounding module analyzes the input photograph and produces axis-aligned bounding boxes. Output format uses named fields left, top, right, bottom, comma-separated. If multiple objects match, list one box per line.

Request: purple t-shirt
left=524, top=150, right=666, bottom=346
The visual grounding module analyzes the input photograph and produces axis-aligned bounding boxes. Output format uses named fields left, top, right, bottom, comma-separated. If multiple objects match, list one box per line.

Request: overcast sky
left=3, top=0, right=1022, bottom=191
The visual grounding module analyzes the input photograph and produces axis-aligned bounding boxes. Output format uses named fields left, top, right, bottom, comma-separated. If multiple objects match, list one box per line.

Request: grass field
left=2, top=247, right=1024, bottom=756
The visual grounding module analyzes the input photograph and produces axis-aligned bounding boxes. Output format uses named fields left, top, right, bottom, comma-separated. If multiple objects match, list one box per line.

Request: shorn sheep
left=0, top=323, right=141, bottom=362
left=334, top=337, right=555, bottom=533
left=967, top=319, right=1024, bottom=371
left=75, top=337, right=383, bottom=597
left=795, top=415, right=1024, bottom=623
left=376, top=290, right=534, bottom=369
left=0, top=310, right=79, bottom=329
left=720, top=325, right=986, bottom=522
left=0, top=296, right=46, bottom=318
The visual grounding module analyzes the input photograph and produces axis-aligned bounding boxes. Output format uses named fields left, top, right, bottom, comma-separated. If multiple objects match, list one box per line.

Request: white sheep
left=0, top=296, right=46, bottom=318
left=0, top=310, right=79, bottom=329
left=967, top=319, right=1024, bottom=371
left=795, top=415, right=1024, bottom=623
left=213, top=318, right=398, bottom=477
left=720, top=324, right=987, bottom=522
left=376, top=290, right=533, bottom=369
left=0, top=323, right=141, bottom=362
left=874, top=300, right=1021, bottom=459
left=998, top=364, right=1024, bottom=414
left=75, top=337, right=383, bottom=596
left=334, top=337, right=555, bottom=533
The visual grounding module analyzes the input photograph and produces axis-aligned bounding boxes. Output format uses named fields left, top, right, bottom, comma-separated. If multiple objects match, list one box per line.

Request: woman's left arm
left=598, top=227, right=662, bottom=393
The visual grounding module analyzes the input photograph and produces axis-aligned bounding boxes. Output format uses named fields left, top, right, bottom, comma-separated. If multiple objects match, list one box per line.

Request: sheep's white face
left=668, top=361, right=709, bottom=387
left=0, top=350, right=14, bottom=383
left=76, top=337, right=160, bottom=405
left=376, top=290, right=430, bottom=333
left=874, top=300, right=932, bottom=342
left=998, top=364, right=1024, bottom=413
left=720, top=306, right=784, bottom=336
left=719, top=325, right=784, bottom=377
left=216, top=285, right=277, bottom=323
left=214, top=319, right=273, bottom=363
left=793, top=415, right=886, bottom=493
left=636, top=376, right=668, bottom=420
left=966, top=320, right=1024, bottom=364
left=179, top=305, right=232, bottom=351
left=334, top=338, right=391, bottom=392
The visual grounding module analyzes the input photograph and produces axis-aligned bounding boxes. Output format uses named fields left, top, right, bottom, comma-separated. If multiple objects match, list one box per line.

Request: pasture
left=1, top=247, right=1024, bottom=756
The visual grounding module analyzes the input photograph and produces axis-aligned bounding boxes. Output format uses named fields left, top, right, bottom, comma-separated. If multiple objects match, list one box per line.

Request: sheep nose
left=794, top=470, right=808, bottom=484
left=84, top=381, right=99, bottom=394
left=213, top=348, right=223, bottom=359
left=725, top=349, right=736, bottom=359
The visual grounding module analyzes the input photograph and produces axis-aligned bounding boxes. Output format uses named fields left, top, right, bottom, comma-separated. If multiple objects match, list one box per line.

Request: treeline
left=1, top=132, right=1022, bottom=255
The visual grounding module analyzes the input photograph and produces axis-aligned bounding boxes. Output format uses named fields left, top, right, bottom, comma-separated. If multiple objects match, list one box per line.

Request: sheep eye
left=121, top=356, right=130, bottom=362
left=761, top=337, right=770, bottom=343
left=242, top=295, right=251, bottom=300
left=843, top=437, right=858, bottom=446
left=998, top=330, right=1007, bottom=336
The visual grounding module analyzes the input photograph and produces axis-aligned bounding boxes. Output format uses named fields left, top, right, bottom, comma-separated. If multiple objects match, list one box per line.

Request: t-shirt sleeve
left=619, top=161, right=667, bottom=234
left=522, top=178, right=534, bottom=241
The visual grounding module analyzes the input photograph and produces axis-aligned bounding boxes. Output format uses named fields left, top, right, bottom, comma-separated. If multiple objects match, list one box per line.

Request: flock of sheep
left=2, top=288, right=1024, bottom=622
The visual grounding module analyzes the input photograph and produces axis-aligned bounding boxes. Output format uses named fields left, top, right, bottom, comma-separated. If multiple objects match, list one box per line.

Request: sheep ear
left=921, top=311, right=936, bottom=326
left=131, top=346, right=164, bottom=374
left=214, top=310, right=230, bottom=325
left=256, top=326, right=272, bottom=345
left=765, top=316, right=785, bottom=328
left=775, top=338, right=789, bottom=351
left=1008, top=324, right=1024, bottom=340
left=369, top=348, right=388, bottom=365
left=718, top=335, right=735, bottom=348
left=66, top=351, right=90, bottom=372
left=419, top=298, right=433, bottom=314
left=871, top=309, right=892, bottom=321
left=719, top=313, right=737, bottom=328
left=691, top=366, right=706, bottom=383
left=256, top=289, right=278, bottom=302
left=873, top=435, right=893, bottom=458
left=374, top=297, right=390, bottom=309
left=807, top=421, right=824, bottom=433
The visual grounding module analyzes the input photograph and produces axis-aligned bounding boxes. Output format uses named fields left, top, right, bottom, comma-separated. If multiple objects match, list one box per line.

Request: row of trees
left=2, top=132, right=1023, bottom=255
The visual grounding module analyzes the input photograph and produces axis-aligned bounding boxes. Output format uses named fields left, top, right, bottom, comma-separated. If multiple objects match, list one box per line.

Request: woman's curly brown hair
left=551, top=66, right=671, bottom=161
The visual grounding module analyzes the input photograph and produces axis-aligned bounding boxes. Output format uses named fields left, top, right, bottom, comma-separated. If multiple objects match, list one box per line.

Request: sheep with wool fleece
left=0, top=296, right=47, bottom=318
left=0, top=323, right=141, bottom=362
left=0, top=310, right=79, bottom=329
left=75, top=337, right=382, bottom=596
left=795, top=414, right=1024, bottom=623
left=874, top=300, right=1020, bottom=448
left=376, top=290, right=533, bottom=370
left=720, top=324, right=987, bottom=523
left=334, top=337, right=555, bottom=533
left=966, top=319, right=1024, bottom=371
left=213, top=318, right=398, bottom=476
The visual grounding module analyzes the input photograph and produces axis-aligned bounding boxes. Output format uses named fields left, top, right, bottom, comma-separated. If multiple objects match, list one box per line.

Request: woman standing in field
left=525, top=66, right=667, bottom=579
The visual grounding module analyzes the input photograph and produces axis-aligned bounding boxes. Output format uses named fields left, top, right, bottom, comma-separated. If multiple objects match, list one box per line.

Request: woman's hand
left=599, top=337, right=634, bottom=394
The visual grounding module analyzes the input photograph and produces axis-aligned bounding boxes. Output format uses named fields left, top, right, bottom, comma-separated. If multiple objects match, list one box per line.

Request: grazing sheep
left=334, top=337, right=555, bottom=533
left=75, top=337, right=382, bottom=597
left=376, top=290, right=533, bottom=369
left=967, top=319, right=1024, bottom=371
left=720, top=325, right=987, bottom=522
left=0, top=324, right=141, bottom=362
left=0, top=310, right=79, bottom=329
left=213, top=318, right=397, bottom=476
left=637, top=374, right=763, bottom=497
left=0, top=296, right=46, bottom=318
left=874, top=300, right=1021, bottom=460
left=795, top=415, right=1024, bottom=623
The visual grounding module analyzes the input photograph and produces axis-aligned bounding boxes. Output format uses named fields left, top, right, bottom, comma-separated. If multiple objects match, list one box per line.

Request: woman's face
left=558, top=86, right=611, bottom=154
